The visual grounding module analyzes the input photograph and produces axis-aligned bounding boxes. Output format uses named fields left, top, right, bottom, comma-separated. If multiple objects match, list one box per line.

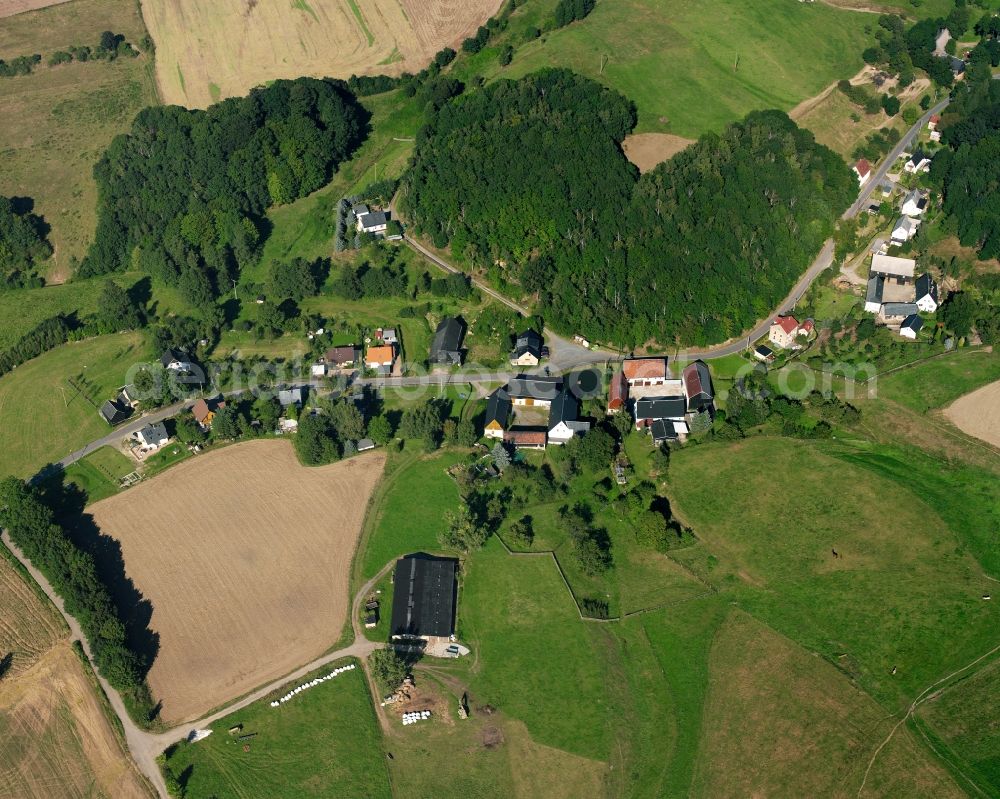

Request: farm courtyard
left=141, top=0, right=504, bottom=107
left=88, top=439, right=385, bottom=724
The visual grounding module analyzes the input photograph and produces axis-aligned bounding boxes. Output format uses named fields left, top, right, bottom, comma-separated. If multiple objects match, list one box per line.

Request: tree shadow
left=40, top=471, right=160, bottom=679
left=0, top=652, right=13, bottom=680
left=127, top=276, right=153, bottom=308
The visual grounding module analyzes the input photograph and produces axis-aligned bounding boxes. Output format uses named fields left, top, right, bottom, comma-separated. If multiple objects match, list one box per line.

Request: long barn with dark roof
left=390, top=554, right=458, bottom=642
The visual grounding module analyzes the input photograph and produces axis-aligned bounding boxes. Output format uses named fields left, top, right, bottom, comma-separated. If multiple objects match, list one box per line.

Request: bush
left=369, top=650, right=408, bottom=691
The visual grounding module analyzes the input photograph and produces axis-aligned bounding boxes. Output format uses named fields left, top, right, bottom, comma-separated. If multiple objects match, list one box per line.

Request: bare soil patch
left=141, top=0, right=503, bottom=108
left=88, top=439, right=386, bottom=723
left=622, top=133, right=694, bottom=173
left=0, top=0, right=73, bottom=18
left=944, top=380, right=1000, bottom=449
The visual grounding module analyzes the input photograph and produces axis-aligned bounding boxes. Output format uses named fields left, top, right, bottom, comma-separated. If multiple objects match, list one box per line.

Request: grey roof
left=430, top=317, right=464, bottom=364
left=351, top=203, right=369, bottom=215
left=682, top=361, right=714, bottom=408
left=514, top=328, right=543, bottom=357
left=909, top=149, right=930, bottom=166
left=949, top=56, right=966, bottom=73
left=507, top=375, right=562, bottom=401
left=160, top=348, right=189, bottom=367
left=866, top=274, right=885, bottom=305
left=359, top=210, right=389, bottom=228
left=485, top=387, right=512, bottom=428
left=635, top=396, right=688, bottom=421
left=357, top=438, right=375, bottom=451
left=390, top=554, right=458, bottom=638
left=100, top=399, right=131, bottom=425
left=548, top=390, right=580, bottom=429
left=651, top=419, right=679, bottom=442
left=278, top=388, right=304, bottom=406
left=139, top=421, right=168, bottom=440
left=882, top=302, right=919, bottom=317
left=901, top=314, right=924, bottom=332
left=915, top=273, right=937, bottom=302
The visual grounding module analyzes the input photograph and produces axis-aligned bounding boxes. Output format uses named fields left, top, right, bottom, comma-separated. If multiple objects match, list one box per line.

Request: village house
left=768, top=316, right=806, bottom=349
left=390, top=554, right=458, bottom=644
left=160, top=348, right=194, bottom=372
left=634, top=396, right=688, bottom=431
left=607, top=370, right=628, bottom=413
left=99, top=398, right=132, bottom=426
left=753, top=344, right=775, bottom=363
left=622, top=357, right=669, bottom=387
left=380, top=328, right=398, bottom=345
left=483, top=387, right=512, bottom=440
left=356, top=209, right=389, bottom=235
left=915, top=273, right=939, bottom=313
left=507, top=375, right=562, bottom=408
left=904, top=150, right=932, bottom=174
left=278, top=388, right=304, bottom=407
left=503, top=429, right=547, bottom=450
left=429, top=317, right=464, bottom=366
left=870, top=252, right=916, bottom=283
left=192, top=396, right=225, bottom=429
left=547, top=390, right=590, bottom=445
left=853, top=158, right=872, bottom=185
left=878, top=302, right=920, bottom=327
left=865, top=275, right=886, bottom=314
left=900, top=314, right=924, bottom=340
left=891, top=215, right=920, bottom=244
left=682, top=361, right=715, bottom=414
left=510, top=328, right=543, bottom=367
left=900, top=189, right=928, bottom=217
left=365, top=344, right=396, bottom=375
left=928, top=114, right=940, bottom=131
left=324, top=345, right=358, bottom=369
left=135, top=422, right=169, bottom=450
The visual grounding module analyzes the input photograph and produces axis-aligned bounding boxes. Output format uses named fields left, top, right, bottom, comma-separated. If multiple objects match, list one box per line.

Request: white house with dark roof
left=891, top=216, right=920, bottom=244
left=901, top=189, right=928, bottom=217
left=135, top=422, right=169, bottom=450
left=878, top=302, right=920, bottom=326
left=547, top=391, right=590, bottom=445
left=865, top=275, right=886, bottom=313
left=357, top=210, right=389, bottom=235
left=900, top=314, right=924, bottom=340
left=904, top=150, right=932, bottom=174
left=915, top=274, right=939, bottom=313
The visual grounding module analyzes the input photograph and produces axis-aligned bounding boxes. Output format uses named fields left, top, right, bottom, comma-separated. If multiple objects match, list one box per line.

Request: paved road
left=845, top=96, right=951, bottom=218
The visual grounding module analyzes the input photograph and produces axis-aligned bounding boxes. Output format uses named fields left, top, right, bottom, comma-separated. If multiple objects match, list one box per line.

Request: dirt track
left=88, top=439, right=386, bottom=724
left=944, top=380, right=1000, bottom=449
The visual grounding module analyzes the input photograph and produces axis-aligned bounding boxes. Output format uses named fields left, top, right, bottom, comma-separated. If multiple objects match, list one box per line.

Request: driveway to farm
left=1, top=528, right=390, bottom=799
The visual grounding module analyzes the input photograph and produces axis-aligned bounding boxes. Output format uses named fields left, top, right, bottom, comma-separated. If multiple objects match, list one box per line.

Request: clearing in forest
left=88, top=439, right=386, bottom=724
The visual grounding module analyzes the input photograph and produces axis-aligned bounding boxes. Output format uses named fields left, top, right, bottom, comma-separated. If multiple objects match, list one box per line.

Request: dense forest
left=81, top=78, right=367, bottom=312
left=0, top=194, right=51, bottom=289
left=401, top=69, right=853, bottom=346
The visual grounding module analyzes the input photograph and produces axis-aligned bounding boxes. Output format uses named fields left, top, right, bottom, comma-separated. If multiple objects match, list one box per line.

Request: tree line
left=0, top=478, right=156, bottom=723
left=400, top=69, right=854, bottom=348
left=0, top=30, right=145, bottom=77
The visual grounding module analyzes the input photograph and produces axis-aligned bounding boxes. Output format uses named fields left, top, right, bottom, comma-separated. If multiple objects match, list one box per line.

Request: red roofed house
left=768, top=316, right=802, bottom=349
left=608, top=370, right=628, bottom=414
left=622, top=357, right=668, bottom=387
left=503, top=430, right=547, bottom=450
left=853, top=158, right=872, bottom=186
left=928, top=114, right=940, bottom=130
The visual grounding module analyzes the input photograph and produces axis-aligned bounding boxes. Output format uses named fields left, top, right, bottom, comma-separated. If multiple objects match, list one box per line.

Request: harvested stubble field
left=88, top=439, right=385, bottom=724
left=0, top=0, right=73, bottom=18
left=944, top=379, right=1000, bottom=449
left=0, top=556, right=150, bottom=799
left=141, top=0, right=503, bottom=108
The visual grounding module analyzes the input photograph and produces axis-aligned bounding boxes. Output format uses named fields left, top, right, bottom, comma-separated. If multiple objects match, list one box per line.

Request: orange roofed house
left=365, top=344, right=396, bottom=375
left=192, top=396, right=225, bottom=429
left=622, top=357, right=668, bottom=387
left=768, top=316, right=811, bottom=350
left=607, top=370, right=628, bottom=414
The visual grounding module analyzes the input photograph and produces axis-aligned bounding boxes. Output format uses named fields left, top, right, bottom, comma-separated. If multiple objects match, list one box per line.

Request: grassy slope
left=0, top=332, right=146, bottom=478
left=668, top=436, right=1000, bottom=712
left=495, top=0, right=872, bottom=136
left=0, top=0, right=157, bottom=282
left=876, top=349, right=1000, bottom=413
left=161, top=658, right=390, bottom=799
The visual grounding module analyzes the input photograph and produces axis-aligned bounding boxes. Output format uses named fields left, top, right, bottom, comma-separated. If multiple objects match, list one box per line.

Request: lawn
left=160, top=657, right=391, bottom=799
left=62, top=445, right=134, bottom=505
left=494, top=0, right=873, bottom=136
left=877, top=348, right=1000, bottom=413
left=0, top=0, right=157, bottom=282
left=668, top=436, right=1000, bottom=711
left=0, top=333, right=146, bottom=479
left=142, top=442, right=191, bottom=478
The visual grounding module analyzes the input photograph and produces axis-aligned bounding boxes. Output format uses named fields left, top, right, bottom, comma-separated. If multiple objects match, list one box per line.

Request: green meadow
left=876, top=349, right=1000, bottom=413
left=62, top=445, right=134, bottom=504
left=160, top=658, right=390, bottom=799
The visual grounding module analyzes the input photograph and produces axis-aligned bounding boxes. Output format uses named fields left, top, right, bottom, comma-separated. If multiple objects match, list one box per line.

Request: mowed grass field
left=0, top=332, right=146, bottom=480
left=0, top=0, right=157, bottom=281
left=877, top=349, right=1000, bottom=414
left=160, top=658, right=390, bottom=799
left=690, top=610, right=963, bottom=798
left=0, top=555, right=151, bottom=799
left=142, top=0, right=502, bottom=108
left=497, top=0, right=873, bottom=136
left=89, top=440, right=386, bottom=724
left=668, top=437, right=1000, bottom=711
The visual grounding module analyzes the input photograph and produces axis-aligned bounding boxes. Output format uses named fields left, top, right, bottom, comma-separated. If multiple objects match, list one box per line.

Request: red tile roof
left=504, top=430, right=547, bottom=447
left=929, top=114, right=940, bottom=124
left=622, top=357, right=667, bottom=381
left=608, top=371, right=628, bottom=409
left=855, top=158, right=871, bottom=177
left=800, top=319, right=814, bottom=334
left=773, top=316, right=799, bottom=335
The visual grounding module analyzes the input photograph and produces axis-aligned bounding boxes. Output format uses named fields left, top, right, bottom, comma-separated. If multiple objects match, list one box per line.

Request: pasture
left=0, top=0, right=156, bottom=281
left=690, top=610, right=962, bottom=798
left=877, top=349, right=1000, bottom=413
left=668, top=437, right=1000, bottom=710
left=88, top=440, right=385, bottom=723
left=160, top=658, right=390, bottom=799
left=497, top=0, right=873, bottom=136
left=0, top=332, right=146, bottom=480
left=0, top=556, right=150, bottom=799
left=141, top=0, right=502, bottom=108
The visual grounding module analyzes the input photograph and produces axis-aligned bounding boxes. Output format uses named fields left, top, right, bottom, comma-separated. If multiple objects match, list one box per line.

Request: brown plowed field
left=140, top=0, right=503, bottom=107
left=88, top=439, right=386, bottom=724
